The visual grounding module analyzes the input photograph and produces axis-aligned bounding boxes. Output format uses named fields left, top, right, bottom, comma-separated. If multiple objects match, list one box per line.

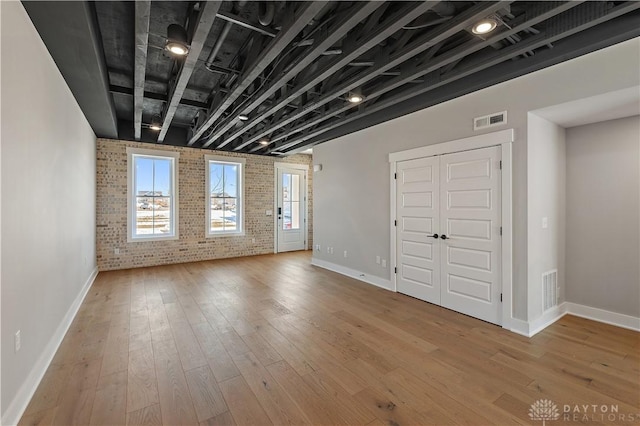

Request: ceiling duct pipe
left=258, top=1, right=275, bottom=26
left=205, top=21, right=233, bottom=71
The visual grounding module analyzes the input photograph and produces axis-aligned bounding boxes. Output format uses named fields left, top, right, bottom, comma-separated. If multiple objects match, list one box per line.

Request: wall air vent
left=542, top=269, right=558, bottom=311
left=473, top=111, right=507, bottom=131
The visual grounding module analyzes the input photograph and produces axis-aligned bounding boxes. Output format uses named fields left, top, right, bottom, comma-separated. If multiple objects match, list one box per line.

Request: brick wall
left=96, top=138, right=313, bottom=270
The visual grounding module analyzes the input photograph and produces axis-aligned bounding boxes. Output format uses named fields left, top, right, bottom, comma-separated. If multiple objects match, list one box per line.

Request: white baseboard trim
left=510, top=302, right=640, bottom=338
left=528, top=302, right=568, bottom=337
left=311, top=258, right=392, bottom=291
left=565, top=302, right=640, bottom=332
left=1, top=267, right=98, bottom=426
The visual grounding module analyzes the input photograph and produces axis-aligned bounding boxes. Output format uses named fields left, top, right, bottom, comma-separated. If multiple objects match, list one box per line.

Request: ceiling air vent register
left=474, top=111, right=507, bottom=131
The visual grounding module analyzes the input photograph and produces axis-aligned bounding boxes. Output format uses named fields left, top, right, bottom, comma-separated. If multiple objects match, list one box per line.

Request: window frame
left=205, top=155, right=245, bottom=237
left=127, top=147, right=180, bottom=242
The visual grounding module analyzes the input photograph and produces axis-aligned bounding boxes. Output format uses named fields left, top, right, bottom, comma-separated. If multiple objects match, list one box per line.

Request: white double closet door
left=396, top=146, right=502, bottom=325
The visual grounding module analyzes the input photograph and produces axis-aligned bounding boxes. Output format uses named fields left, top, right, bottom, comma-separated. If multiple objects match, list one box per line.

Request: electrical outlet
left=343, top=250, right=348, bottom=258
left=15, top=330, right=21, bottom=353
left=542, top=217, right=548, bottom=229
left=381, top=259, right=387, bottom=268
left=114, top=248, right=120, bottom=255
left=330, top=247, right=334, bottom=255
left=376, top=256, right=381, bottom=264
left=327, top=247, right=330, bottom=253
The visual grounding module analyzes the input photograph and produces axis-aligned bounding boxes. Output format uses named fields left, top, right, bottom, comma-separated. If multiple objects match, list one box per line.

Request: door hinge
left=500, top=293, right=503, bottom=302
left=500, top=226, right=502, bottom=236
left=394, top=267, right=397, bottom=274
left=499, top=160, right=502, bottom=169
left=394, top=220, right=397, bottom=226
left=394, top=173, right=397, bottom=179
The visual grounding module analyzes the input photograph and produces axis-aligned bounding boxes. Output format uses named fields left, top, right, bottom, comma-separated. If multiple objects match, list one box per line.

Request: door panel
left=440, top=146, right=501, bottom=324
left=277, top=168, right=306, bottom=252
left=394, top=145, right=502, bottom=325
left=396, top=157, right=440, bottom=304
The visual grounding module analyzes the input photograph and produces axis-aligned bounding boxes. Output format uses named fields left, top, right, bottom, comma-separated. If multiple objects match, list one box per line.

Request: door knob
left=440, top=234, right=448, bottom=240
left=428, top=234, right=439, bottom=239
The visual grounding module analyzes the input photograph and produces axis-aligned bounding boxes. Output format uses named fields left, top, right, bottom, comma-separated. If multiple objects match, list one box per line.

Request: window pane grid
left=133, top=155, right=174, bottom=237
left=208, top=159, right=242, bottom=235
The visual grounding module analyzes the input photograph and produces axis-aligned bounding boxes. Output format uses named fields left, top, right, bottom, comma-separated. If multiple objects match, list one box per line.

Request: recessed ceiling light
left=238, top=114, right=249, bottom=121
left=165, top=24, right=190, bottom=56
left=472, top=18, right=498, bottom=35
left=348, top=93, right=364, bottom=103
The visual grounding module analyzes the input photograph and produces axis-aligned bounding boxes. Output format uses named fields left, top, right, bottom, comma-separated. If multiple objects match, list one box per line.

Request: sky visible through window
left=136, top=157, right=171, bottom=195
left=210, top=163, right=237, bottom=196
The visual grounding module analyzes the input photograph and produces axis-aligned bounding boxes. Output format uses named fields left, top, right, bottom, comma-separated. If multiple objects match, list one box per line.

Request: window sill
left=206, top=231, right=245, bottom=238
left=128, top=234, right=179, bottom=243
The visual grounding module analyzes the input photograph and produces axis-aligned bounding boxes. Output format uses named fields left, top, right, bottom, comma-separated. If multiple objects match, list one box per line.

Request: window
left=127, top=148, right=179, bottom=241
left=206, top=155, right=245, bottom=236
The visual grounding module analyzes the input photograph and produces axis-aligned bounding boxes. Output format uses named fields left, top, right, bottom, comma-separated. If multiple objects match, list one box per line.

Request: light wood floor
left=20, top=251, right=639, bottom=425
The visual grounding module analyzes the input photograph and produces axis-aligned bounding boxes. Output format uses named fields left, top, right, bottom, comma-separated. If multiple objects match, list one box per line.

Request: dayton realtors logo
left=529, top=399, right=640, bottom=423
left=529, top=399, right=560, bottom=425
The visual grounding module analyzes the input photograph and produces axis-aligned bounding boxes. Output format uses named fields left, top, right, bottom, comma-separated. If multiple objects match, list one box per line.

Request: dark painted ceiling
left=23, top=1, right=640, bottom=156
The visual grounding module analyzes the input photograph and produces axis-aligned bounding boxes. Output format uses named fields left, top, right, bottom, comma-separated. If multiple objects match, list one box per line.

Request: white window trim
left=205, top=155, right=246, bottom=237
left=127, top=147, right=180, bottom=243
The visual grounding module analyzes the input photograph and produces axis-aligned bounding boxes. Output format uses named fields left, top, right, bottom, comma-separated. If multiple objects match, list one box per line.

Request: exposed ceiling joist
left=267, top=0, right=581, bottom=153
left=198, top=1, right=384, bottom=149
left=217, top=1, right=443, bottom=151
left=216, top=10, right=277, bottom=38
left=239, top=0, right=511, bottom=152
left=279, top=1, right=640, bottom=154
left=188, top=1, right=329, bottom=147
left=134, top=1, right=151, bottom=140
left=157, top=1, right=222, bottom=142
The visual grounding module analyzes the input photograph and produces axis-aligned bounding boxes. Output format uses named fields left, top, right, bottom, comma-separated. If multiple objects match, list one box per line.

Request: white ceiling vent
left=474, top=111, right=507, bottom=131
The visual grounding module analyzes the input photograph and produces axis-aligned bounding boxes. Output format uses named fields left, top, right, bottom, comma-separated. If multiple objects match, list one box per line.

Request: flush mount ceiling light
left=165, top=24, right=190, bottom=56
left=259, top=139, right=270, bottom=145
left=347, top=92, right=364, bottom=103
left=238, top=114, right=249, bottom=121
left=149, top=123, right=162, bottom=131
left=472, top=18, right=498, bottom=35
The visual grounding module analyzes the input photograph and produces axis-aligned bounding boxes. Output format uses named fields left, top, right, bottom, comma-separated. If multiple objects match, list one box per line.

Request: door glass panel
left=291, top=174, right=300, bottom=201
left=290, top=201, right=300, bottom=229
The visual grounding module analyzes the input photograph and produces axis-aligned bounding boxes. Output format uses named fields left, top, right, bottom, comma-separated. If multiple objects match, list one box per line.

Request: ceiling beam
left=278, top=1, right=640, bottom=154
left=267, top=0, right=581, bottom=153
left=22, top=1, right=119, bottom=138
left=134, top=1, right=151, bottom=140
left=157, top=1, right=222, bottom=142
left=109, top=85, right=208, bottom=109
left=236, top=1, right=508, bottom=152
left=188, top=1, right=329, bottom=147
left=198, top=2, right=383, bottom=149
left=217, top=1, right=445, bottom=151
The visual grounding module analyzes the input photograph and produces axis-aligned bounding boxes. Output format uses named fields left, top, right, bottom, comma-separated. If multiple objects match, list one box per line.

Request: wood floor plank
left=218, top=376, right=272, bottom=426
left=184, top=365, right=228, bottom=422
left=19, top=252, right=640, bottom=426
left=127, top=348, right=159, bottom=413
left=126, top=404, right=162, bottom=426
left=152, top=339, right=199, bottom=425
left=232, top=351, right=311, bottom=425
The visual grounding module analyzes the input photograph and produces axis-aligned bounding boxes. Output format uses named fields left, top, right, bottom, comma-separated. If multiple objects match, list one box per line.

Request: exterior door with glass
left=276, top=166, right=307, bottom=252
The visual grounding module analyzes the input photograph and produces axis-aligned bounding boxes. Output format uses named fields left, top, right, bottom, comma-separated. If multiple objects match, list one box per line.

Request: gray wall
left=527, top=114, right=566, bottom=320
left=1, top=2, right=97, bottom=421
left=313, top=37, right=640, bottom=322
left=566, top=116, right=640, bottom=317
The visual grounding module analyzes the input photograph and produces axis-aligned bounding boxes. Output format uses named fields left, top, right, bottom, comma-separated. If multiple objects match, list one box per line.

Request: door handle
left=278, top=207, right=282, bottom=219
left=440, top=234, right=448, bottom=240
left=428, top=234, right=439, bottom=239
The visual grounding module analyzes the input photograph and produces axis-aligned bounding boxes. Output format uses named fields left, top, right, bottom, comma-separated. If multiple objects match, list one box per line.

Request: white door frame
left=274, top=162, right=309, bottom=253
left=389, top=129, right=514, bottom=330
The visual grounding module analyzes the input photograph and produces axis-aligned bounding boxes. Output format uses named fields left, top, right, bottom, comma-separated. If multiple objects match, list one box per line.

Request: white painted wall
left=565, top=116, right=640, bottom=317
left=313, top=37, right=640, bottom=322
left=1, top=2, right=97, bottom=423
left=527, top=114, right=566, bottom=320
